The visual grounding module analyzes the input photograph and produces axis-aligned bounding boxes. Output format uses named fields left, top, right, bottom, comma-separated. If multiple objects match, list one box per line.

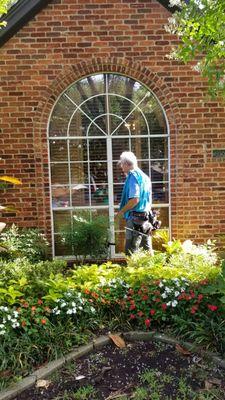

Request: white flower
left=182, top=240, right=193, bottom=253
left=169, top=0, right=182, bottom=7
left=0, top=324, right=4, bottom=329
left=171, top=300, right=178, bottom=307
left=166, top=301, right=171, bottom=306
left=71, top=302, right=76, bottom=307
left=0, top=330, right=6, bottom=335
left=12, top=322, right=20, bottom=328
left=66, top=309, right=73, bottom=315
left=161, top=293, right=168, bottom=299
left=159, top=282, right=164, bottom=288
left=90, top=307, right=96, bottom=313
left=60, top=302, right=66, bottom=308
left=72, top=308, right=77, bottom=314
left=13, top=311, right=19, bottom=318
left=174, top=291, right=180, bottom=297
left=7, top=315, right=12, bottom=321
left=165, top=287, right=172, bottom=293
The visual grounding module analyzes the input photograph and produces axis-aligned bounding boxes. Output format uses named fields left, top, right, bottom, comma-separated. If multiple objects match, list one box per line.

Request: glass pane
left=53, top=210, right=71, bottom=233
left=112, top=109, right=149, bottom=136
left=112, top=138, right=130, bottom=161
left=69, top=112, right=90, bottom=137
left=141, top=96, right=167, bottom=136
left=51, top=163, right=69, bottom=185
left=71, top=163, right=88, bottom=184
left=90, top=162, right=108, bottom=184
left=151, top=160, right=168, bottom=182
left=113, top=183, right=124, bottom=205
left=52, top=186, right=70, bottom=208
left=91, top=184, right=108, bottom=206
left=150, top=137, right=168, bottom=159
left=67, top=74, right=105, bottom=105
left=71, top=185, right=90, bottom=207
left=152, top=182, right=169, bottom=204
left=131, top=137, right=149, bottom=159
left=49, top=140, right=68, bottom=162
left=153, top=207, right=169, bottom=228
left=49, top=95, right=75, bottom=137
left=54, top=234, right=72, bottom=256
left=138, top=160, right=150, bottom=176
left=113, top=162, right=126, bottom=184
left=108, top=74, right=148, bottom=101
left=89, top=139, right=107, bottom=160
left=81, top=95, right=106, bottom=123
left=70, top=139, right=88, bottom=162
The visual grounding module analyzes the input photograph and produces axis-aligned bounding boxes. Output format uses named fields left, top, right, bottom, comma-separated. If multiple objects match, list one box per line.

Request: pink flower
left=150, top=309, right=156, bottom=316
left=130, top=314, right=136, bottom=319
left=130, top=304, right=136, bottom=310
left=161, top=303, right=167, bottom=311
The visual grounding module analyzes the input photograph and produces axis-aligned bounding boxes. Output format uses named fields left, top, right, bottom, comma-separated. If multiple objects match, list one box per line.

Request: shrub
left=60, top=212, right=109, bottom=263
left=0, top=224, right=49, bottom=262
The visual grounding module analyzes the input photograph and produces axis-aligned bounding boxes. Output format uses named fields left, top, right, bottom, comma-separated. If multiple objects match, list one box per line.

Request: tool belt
left=130, top=211, right=151, bottom=234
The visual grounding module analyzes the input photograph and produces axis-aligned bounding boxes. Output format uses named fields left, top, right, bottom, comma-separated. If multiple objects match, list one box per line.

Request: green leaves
left=166, top=0, right=225, bottom=99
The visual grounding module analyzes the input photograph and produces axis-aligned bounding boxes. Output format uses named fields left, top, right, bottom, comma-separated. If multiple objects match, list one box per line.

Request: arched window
left=48, top=73, right=170, bottom=257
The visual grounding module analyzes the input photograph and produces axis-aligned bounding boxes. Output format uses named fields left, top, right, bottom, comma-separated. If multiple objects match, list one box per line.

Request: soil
left=15, top=340, right=225, bottom=400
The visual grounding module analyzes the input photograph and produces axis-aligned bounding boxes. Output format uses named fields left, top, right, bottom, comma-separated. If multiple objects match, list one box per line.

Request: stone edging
left=0, top=332, right=224, bottom=400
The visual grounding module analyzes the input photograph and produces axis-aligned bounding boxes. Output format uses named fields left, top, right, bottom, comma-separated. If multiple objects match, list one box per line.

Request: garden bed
left=14, top=337, right=225, bottom=400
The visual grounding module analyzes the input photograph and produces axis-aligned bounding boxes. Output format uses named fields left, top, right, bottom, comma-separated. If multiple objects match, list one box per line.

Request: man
left=116, top=151, right=153, bottom=255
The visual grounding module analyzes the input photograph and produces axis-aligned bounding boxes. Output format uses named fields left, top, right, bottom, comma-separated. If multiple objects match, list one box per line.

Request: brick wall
left=0, top=0, right=225, bottom=251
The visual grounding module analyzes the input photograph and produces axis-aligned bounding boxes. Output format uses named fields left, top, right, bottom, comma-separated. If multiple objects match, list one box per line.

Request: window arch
left=48, top=73, right=170, bottom=257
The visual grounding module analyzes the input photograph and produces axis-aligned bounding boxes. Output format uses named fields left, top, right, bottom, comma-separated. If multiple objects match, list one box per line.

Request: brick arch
left=34, top=58, right=183, bottom=247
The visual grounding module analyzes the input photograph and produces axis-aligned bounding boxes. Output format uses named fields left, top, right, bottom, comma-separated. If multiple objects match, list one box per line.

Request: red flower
left=161, top=303, right=167, bottom=311
left=84, top=289, right=90, bottom=295
left=31, top=306, right=36, bottom=312
left=128, top=289, right=134, bottom=295
left=154, top=298, right=161, bottom=303
left=130, top=314, right=136, bottom=319
left=130, top=304, right=136, bottom=310
left=145, top=318, right=151, bottom=328
left=142, top=295, right=149, bottom=301
left=37, top=299, right=43, bottom=305
left=138, top=311, right=144, bottom=317
left=21, top=320, right=26, bottom=327
left=191, top=306, right=198, bottom=314
left=197, top=294, right=203, bottom=302
left=207, top=304, right=218, bottom=312
left=23, top=302, right=29, bottom=308
left=150, top=309, right=156, bottom=316
left=41, top=319, right=47, bottom=325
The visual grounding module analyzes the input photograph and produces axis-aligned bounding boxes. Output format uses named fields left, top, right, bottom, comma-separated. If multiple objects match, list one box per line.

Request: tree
left=166, top=0, right=225, bottom=99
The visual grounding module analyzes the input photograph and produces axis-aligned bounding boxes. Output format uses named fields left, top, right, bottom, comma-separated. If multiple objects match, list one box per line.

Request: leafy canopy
left=166, top=0, right=225, bottom=99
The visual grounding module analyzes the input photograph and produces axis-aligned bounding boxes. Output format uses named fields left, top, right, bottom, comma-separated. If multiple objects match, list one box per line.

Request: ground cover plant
left=0, top=238, right=224, bottom=392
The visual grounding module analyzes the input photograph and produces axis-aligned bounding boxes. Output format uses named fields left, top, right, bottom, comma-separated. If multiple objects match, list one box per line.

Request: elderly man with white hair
left=116, top=151, right=153, bottom=256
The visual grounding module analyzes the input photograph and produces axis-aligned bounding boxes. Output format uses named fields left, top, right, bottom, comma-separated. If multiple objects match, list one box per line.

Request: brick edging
left=1, top=332, right=224, bottom=400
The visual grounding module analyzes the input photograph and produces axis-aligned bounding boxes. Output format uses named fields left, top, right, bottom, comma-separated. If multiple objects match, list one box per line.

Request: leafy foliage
left=61, top=213, right=109, bottom=262
left=166, top=0, right=225, bottom=99
left=0, top=224, right=49, bottom=262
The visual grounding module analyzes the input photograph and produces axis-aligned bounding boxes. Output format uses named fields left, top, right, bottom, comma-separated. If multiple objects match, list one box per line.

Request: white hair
left=119, top=151, right=138, bottom=168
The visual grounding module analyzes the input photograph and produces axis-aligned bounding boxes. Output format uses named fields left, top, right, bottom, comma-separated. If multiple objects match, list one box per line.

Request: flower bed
left=0, top=239, right=224, bottom=390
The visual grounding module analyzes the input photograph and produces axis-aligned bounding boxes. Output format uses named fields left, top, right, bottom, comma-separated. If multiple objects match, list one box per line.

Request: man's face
left=120, top=162, right=131, bottom=175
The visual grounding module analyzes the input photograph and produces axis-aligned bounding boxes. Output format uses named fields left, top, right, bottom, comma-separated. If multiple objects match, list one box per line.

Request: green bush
left=0, top=224, right=49, bottom=262
left=61, top=213, right=109, bottom=263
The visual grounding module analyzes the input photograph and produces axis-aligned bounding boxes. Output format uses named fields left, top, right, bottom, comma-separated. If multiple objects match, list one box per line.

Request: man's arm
left=116, top=197, right=139, bottom=219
